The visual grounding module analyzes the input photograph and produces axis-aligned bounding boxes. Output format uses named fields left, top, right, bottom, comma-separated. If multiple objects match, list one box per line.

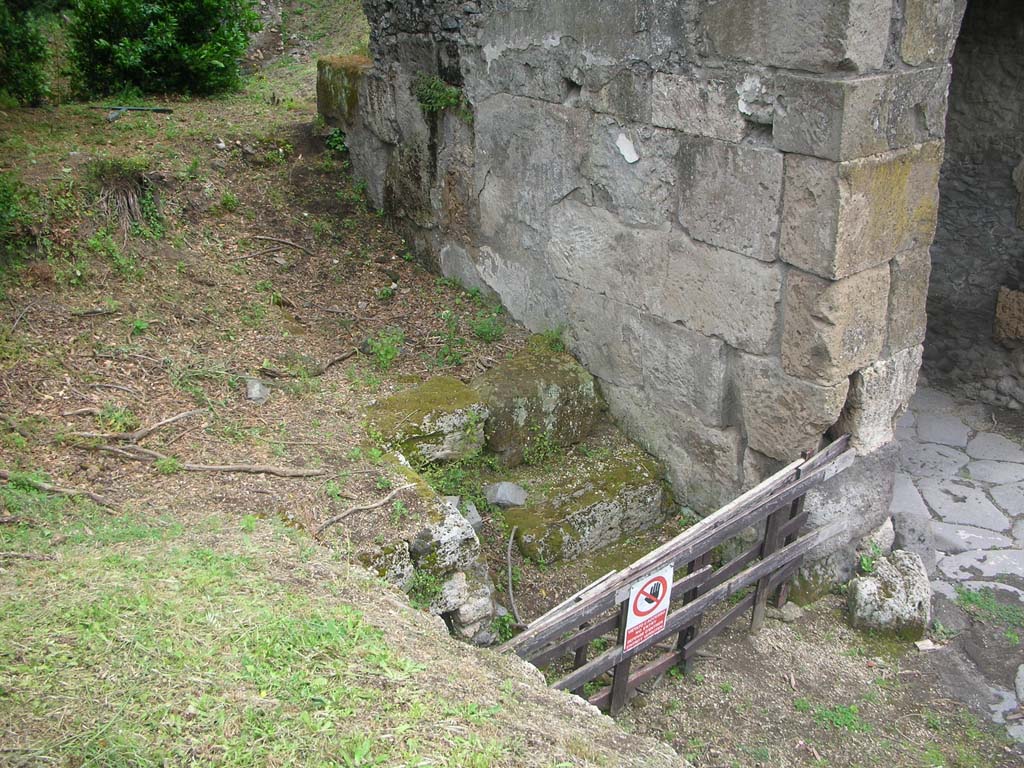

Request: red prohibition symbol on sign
left=632, top=575, right=669, bottom=618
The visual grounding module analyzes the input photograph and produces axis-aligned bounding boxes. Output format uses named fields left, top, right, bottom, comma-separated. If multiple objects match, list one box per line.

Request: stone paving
left=893, top=386, right=1024, bottom=739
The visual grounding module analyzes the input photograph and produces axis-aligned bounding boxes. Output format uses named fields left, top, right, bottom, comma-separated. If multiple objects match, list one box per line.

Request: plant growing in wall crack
left=414, top=74, right=473, bottom=124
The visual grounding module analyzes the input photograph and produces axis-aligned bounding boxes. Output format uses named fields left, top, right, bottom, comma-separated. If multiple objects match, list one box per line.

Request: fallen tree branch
left=324, top=349, right=357, bottom=371
left=68, top=409, right=204, bottom=443
left=0, top=470, right=118, bottom=511
left=257, top=349, right=356, bottom=380
left=90, top=444, right=326, bottom=479
left=251, top=235, right=313, bottom=256
left=315, top=484, right=416, bottom=535
left=0, top=551, right=55, bottom=561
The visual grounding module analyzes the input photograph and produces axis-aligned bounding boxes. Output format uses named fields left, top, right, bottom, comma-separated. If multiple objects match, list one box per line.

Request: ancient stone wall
left=321, top=0, right=969, bottom=587
left=924, top=0, right=1024, bottom=410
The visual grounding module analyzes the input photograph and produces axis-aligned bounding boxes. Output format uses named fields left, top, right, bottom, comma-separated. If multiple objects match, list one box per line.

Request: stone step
left=501, top=425, right=671, bottom=565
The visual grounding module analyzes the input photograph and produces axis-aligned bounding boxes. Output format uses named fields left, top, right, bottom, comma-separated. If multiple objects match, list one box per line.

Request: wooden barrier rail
left=499, top=435, right=854, bottom=715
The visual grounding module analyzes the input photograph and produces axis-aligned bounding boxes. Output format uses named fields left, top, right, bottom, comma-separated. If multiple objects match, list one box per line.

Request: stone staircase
left=364, top=335, right=676, bottom=641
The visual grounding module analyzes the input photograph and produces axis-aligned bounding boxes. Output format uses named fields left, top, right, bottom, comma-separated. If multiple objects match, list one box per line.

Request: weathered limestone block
left=794, top=444, right=897, bottom=598
left=474, top=244, right=568, bottom=335
left=700, top=0, right=891, bottom=73
left=368, top=377, right=489, bottom=464
left=639, top=313, right=729, bottom=425
left=848, top=550, right=932, bottom=639
left=651, top=72, right=748, bottom=142
left=901, top=0, right=965, bottom=66
left=742, top=446, right=785, bottom=490
left=782, top=265, right=891, bottom=383
left=780, top=143, right=943, bottom=280
left=316, top=55, right=372, bottom=126
left=580, top=64, right=654, bottom=124
left=678, top=137, right=783, bottom=262
left=504, top=444, right=666, bottom=563
left=653, top=236, right=783, bottom=355
left=886, top=248, right=931, bottom=353
left=471, top=336, right=604, bottom=466
left=548, top=201, right=668, bottom=312
left=834, top=345, right=923, bottom=454
left=565, top=287, right=644, bottom=388
left=735, top=354, right=850, bottom=461
left=409, top=494, right=482, bottom=573
left=774, top=69, right=950, bottom=161
left=475, top=94, right=588, bottom=238
left=581, top=120, right=680, bottom=228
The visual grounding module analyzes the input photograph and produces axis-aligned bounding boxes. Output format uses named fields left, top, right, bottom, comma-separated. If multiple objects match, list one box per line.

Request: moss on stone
left=368, top=377, right=488, bottom=464
left=316, top=55, right=372, bottom=125
left=472, top=335, right=604, bottom=466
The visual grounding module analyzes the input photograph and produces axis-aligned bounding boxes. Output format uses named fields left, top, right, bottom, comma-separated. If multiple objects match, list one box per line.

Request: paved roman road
left=893, top=386, right=1024, bottom=740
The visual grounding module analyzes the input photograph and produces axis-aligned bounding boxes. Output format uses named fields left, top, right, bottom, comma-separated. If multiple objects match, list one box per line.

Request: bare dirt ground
left=1, top=2, right=1022, bottom=766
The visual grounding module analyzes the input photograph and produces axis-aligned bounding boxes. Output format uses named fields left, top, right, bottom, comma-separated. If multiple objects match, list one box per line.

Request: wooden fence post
left=608, top=599, right=632, bottom=715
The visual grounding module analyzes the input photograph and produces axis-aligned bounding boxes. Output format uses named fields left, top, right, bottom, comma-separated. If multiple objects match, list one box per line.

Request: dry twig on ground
left=314, top=484, right=416, bottom=535
left=89, top=443, right=326, bottom=479
left=0, top=469, right=118, bottom=511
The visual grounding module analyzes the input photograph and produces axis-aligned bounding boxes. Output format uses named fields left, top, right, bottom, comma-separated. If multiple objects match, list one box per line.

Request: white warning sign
left=624, top=565, right=674, bottom=653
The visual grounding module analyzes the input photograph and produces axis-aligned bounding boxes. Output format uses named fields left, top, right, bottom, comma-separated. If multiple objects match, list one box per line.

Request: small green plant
left=128, top=318, right=150, bottom=337
left=536, top=328, right=565, bottom=353
left=522, top=424, right=559, bottom=466
left=367, top=328, right=404, bottom=371
left=185, top=158, right=202, bottom=179
left=813, top=704, right=870, bottom=732
left=376, top=286, right=395, bottom=301
left=719, top=682, right=734, bottom=694
left=413, top=74, right=470, bottom=123
left=240, top=514, right=257, bottom=532
left=491, top=613, right=516, bottom=642
left=469, top=310, right=504, bottom=343
left=220, top=191, right=240, bottom=212
left=390, top=499, right=409, bottom=524
left=858, top=541, right=883, bottom=575
left=325, top=128, right=347, bottom=154
left=436, top=310, right=465, bottom=367
left=375, top=476, right=393, bottom=491
left=793, top=697, right=812, bottom=713
left=346, top=446, right=363, bottom=461
left=325, top=479, right=346, bottom=501
left=97, top=403, right=140, bottom=433
left=406, top=569, right=443, bottom=610
left=153, top=456, right=183, bottom=475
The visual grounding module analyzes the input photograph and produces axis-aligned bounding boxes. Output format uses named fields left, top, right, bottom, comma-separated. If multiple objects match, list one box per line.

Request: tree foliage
left=68, top=0, right=261, bottom=96
left=0, top=4, right=49, bottom=105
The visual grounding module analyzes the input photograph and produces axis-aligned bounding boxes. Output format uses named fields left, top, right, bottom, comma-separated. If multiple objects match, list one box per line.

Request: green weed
left=367, top=328, right=404, bottom=371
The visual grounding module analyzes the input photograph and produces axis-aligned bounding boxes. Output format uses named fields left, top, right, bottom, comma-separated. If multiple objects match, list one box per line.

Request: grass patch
left=956, top=585, right=1024, bottom=631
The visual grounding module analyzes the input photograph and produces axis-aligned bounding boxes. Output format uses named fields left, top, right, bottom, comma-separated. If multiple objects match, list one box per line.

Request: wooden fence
left=499, top=435, right=854, bottom=715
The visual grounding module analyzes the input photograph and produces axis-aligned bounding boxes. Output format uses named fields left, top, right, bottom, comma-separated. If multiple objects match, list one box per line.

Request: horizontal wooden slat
left=552, top=517, right=845, bottom=692
left=505, top=447, right=852, bottom=657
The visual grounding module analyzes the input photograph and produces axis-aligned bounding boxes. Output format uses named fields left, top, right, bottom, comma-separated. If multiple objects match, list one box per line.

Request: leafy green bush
left=0, top=173, right=32, bottom=268
left=68, top=0, right=261, bottom=96
left=0, top=4, right=49, bottom=105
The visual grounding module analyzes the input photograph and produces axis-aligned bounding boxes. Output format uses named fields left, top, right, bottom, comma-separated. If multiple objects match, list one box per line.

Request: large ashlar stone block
left=701, top=0, right=891, bottom=74
left=774, top=69, right=950, bottom=161
left=475, top=94, right=588, bottom=237
left=651, top=72, right=748, bottom=142
left=547, top=201, right=668, bottom=312
left=735, top=354, right=850, bottom=461
left=316, top=55, right=372, bottom=126
left=834, top=345, right=923, bottom=454
left=581, top=64, right=654, bottom=124
left=639, top=313, right=729, bottom=425
left=582, top=120, right=680, bottom=228
left=886, top=248, right=930, bottom=353
left=794, top=443, right=898, bottom=598
left=601, top=382, right=744, bottom=512
left=780, top=143, right=943, bottom=280
left=781, top=265, right=891, bottom=384
left=901, top=0, right=965, bottom=67
left=653, top=236, right=783, bottom=355
left=565, top=286, right=644, bottom=388
left=678, top=138, right=783, bottom=262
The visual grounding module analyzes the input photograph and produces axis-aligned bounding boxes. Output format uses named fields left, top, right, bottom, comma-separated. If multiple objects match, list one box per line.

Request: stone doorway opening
left=923, top=0, right=1024, bottom=405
